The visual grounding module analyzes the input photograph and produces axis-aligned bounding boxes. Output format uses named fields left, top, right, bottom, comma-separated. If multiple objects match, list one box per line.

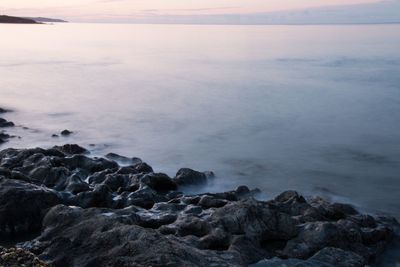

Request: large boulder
left=173, top=168, right=209, bottom=186
left=140, top=173, right=177, bottom=192
left=0, top=178, right=61, bottom=236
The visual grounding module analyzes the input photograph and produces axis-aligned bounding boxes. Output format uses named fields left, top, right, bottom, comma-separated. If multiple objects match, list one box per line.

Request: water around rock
left=0, top=109, right=398, bottom=266
left=0, top=144, right=398, bottom=267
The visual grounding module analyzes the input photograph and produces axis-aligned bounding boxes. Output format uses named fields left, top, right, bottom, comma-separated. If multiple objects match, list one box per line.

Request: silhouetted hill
left=0, top=15, right=38, bottom=24
left=25, top=17, right=68, bottom=23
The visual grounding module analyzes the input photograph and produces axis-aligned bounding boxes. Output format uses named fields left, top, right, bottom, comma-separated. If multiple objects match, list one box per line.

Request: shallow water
left=0, top=23, right=400, bottom=223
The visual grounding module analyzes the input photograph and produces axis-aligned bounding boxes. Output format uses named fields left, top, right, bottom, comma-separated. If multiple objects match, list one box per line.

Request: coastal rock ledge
left=0, top=145, right=398, bottom=267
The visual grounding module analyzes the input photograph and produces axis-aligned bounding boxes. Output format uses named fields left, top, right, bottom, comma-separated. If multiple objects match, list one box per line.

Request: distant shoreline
left=0, top=15, right=67, bottom=24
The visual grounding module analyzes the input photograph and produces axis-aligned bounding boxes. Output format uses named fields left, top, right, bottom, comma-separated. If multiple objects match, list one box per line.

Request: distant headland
left=0, top=15, right=38, bottom=24
left=0, top=15, right=68, bottom=24
left=24, top=17, right=68, bottom=23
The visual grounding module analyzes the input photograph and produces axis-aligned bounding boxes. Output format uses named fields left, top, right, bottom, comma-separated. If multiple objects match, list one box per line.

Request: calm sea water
left=0, top=23, right=399, bottom=221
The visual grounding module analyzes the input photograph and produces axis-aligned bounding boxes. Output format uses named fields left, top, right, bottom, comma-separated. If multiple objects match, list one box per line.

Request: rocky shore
left=0, top=108, right=14, bottom=145
left=0, top=108, right=399, bottom=267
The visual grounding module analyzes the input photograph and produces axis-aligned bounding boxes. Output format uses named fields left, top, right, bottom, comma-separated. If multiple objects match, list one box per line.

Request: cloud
left=127, top=0, right=400, bottom=24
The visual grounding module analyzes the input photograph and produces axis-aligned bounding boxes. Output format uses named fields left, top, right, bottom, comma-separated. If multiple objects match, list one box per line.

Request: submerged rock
left=0, top=145, right=397, bottom=267
left=0, top=132, right=11, bottom=144
left=0, top=118, right=14, bottom=128
left=60, top=129, right=73, bottom=136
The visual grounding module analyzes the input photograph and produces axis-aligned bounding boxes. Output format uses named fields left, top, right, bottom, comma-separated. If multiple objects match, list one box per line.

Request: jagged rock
left=71, top=184, right=114, bottom=208
left=212, top=199, right=299, bottom=242
left=23, top=205, right=240, bottom=267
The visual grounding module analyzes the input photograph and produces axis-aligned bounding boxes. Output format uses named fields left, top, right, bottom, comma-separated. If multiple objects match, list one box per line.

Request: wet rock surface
left=0, top=247, right=49, bottom=267
left=0, top=143, right=398, bottom=266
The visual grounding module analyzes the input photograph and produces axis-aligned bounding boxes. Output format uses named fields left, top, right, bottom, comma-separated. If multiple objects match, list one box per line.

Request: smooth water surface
left=0, top=23, right=399, bottom=220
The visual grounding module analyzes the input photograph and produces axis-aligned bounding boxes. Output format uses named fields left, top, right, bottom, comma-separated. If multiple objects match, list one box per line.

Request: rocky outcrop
left=0, top=145, right=398, bottom=267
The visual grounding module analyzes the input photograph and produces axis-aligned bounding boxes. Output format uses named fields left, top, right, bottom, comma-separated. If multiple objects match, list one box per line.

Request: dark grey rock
left=53, top=144, right=88, bottom=155
left=24, top=205, right=240, bottom=267
left=60, top=129, right=73, bottom=136
left=0, top=178, right=61, bottom=236
left=199, top=195, right=228, bottom=208
left=133, top=162, right=153, bottom=173
left=0, top=118, right=14, bottom=128
left=140, top=173, right=177, bottom=192
left=173, top=168, right=208, bottom=186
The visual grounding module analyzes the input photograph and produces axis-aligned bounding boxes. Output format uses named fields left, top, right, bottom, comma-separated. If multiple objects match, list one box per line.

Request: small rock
left=61, top=129, right=73, bottom=136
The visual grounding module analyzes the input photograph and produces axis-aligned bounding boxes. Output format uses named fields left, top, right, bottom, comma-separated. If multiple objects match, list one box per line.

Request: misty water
left=0, top=23, right=399, bottom=223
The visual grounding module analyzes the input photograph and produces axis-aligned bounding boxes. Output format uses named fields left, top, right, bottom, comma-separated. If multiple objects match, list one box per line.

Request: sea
left=1, top=23, right=399, bottom=227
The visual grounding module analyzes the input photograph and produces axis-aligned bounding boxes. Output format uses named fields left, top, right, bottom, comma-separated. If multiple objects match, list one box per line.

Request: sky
left=1, top=0, right=398, bottom=23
